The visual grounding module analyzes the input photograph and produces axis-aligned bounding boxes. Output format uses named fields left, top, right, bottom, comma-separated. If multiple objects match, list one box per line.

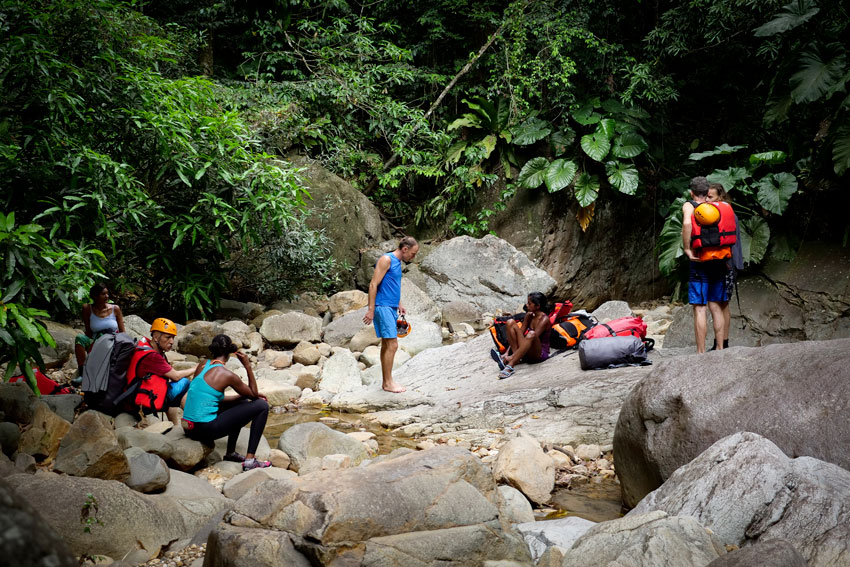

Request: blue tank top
left=89, top=306, right=119, bottom=334
left=375, top=252, right=402, bottom=307
left=182, top=360, right=224, bottom=423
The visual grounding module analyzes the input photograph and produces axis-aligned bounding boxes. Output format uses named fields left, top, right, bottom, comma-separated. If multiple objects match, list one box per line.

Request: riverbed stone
left=216, top=299, right=265, bottom=322
left=441, top=300, right=483, bottom=327
left=591, top=300, right=633, bottom=323
left=321, top=307, right=368, bottom=348
left=705, top=539, right=807, bottom=567
left=293, top=341, right=321, bottom=366
left=615, top=338, right=850, bottom=508
left=276, top=422, right=368, bottom=472
left=630, top=432, right=850, bottom=567
left=164, top=427, right=213, bottom=471
left=493, top=434, right=555, bottom=505
left=259, top=312, right=322, bottom=346
left=220, top=320, right=252, bottom=349
left=54, top=411, right=130, bottom=481
left=0, top=381, right=38, bottom=424
left=222, top=467, right=297, bottom=501
left=123, top=314, right=150, bottom=340
left=219, top=446, right=530, bottom=565
left=124, top=447, right=170, bottom=493
left=39, top=320, right=78, bottom=368
left=40, top=393, right=82, bottom=423
left=0, top=422, right=20, bottom=457
left=116, top=426, right=174, bottom=460
left=349, top=326, right=381, bottom=352
left=515, top=516, right=595, bottom=563
left=329, top=290, right=369, bottom=318
left=206, top=523, right=311, bottom=567
left=177, top=321, right=225, bottom=357
left=497, top=485, right=535, bottom=525
left=18, top=401, right=70, bottom=462
left=398, top=318, right=443, bottom=356
left=401, top=278, right=442, bottom=323
left=317, top=350, right=362, bottom=394
left=263, top=349, right=293, bottom=369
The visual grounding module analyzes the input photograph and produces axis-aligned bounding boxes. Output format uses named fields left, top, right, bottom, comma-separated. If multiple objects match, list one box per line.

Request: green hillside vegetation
left=1, top=0, right=847, bottom=388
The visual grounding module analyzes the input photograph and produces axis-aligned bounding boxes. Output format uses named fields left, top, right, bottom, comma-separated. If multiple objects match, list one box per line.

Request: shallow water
left=264, top=409, right=624, bottom=522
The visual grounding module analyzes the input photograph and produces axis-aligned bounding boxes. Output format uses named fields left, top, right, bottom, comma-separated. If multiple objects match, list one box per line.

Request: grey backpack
left=578, top=335, right=653, bottom=370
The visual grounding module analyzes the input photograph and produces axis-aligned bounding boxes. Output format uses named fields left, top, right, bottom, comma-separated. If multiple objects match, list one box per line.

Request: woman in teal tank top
left=182, top=334, right=271, bottom=471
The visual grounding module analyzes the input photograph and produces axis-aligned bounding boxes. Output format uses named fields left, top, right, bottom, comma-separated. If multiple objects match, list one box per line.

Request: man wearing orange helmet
left=137, top=318, right=198, bottom=424
left=681, top=177, right=728, bottom=353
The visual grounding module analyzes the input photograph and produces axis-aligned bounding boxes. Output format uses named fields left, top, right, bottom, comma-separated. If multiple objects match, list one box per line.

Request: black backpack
left=81, top=332, right=138, bottom=415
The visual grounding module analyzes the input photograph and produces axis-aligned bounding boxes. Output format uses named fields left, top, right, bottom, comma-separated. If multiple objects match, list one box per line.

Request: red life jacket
left=124, top=345, right=168, bottom=413
left=690, top=201, right=736, bottom=261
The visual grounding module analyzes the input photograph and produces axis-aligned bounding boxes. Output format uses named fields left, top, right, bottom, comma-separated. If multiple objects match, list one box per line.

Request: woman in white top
left=74, top=283, right=125, bottom=370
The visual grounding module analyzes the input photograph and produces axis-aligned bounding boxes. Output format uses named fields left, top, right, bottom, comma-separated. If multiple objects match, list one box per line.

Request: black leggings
left=184, top=398, right=269, bottom=455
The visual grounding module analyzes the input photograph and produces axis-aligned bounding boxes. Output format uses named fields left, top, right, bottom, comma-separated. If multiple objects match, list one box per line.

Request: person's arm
left=163, top=365, right=197, bottom=381
left=519, top=312, right=533, bottom=334
left=363, top=255, right=391, bottom=325
left=114, top=305, right=125, bottom=333
left=681, top=202, right=698, bottom=261
left=225, top=352, right=265, bottom=400
left=82, top=304, right=93, bottom=337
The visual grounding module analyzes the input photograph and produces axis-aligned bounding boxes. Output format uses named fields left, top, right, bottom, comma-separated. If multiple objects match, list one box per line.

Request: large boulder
left=492, top=435, right=555, bottom=505
left=514, top=516, right=595, bottom=563
left=559, top=511, right=725, bottom=567
left=664, top=242, right=850, bottom=348
left=260, top=312, right=323, bottom=346
left=0, top=381, right=38, bottom=424
left=17, top=401, right=70, bottom=462
left=54, top=411, right=130, bottom=481
left=321, top=307, right=368, bottom=348
left=220, top=320, right=253, bottom=349
left=328, top=290, right=369, bottom=318
left=630, top=432, right=850, bottom=567
left=122, top=314, right=151, bottom=340
left=212, top=446, right=531, bottom=566
left=614, top=338, right=850, bottom=508
left=206, top=523, right=311, bottom=567
left=295, top=156, right=388, bottom=288
left=419, top=235, right=556, bottom=315
left=216, top=299, right=265, bottom=322
left=275, top=422, right=369, bottom=472
left=705, top=539, right=807, bottom=567
left=177, top=320, right=225, bottom=357
left=124, top=447, right=170, bottom=493
left=39, top=320, right=78, bottom=367
left=397, top=318, right=443, bottom=356
left=401, top=278, right=441, bottom=323
left=0, top=476, right=76, bottom=567
left=316, top=350, right=362, bottom=394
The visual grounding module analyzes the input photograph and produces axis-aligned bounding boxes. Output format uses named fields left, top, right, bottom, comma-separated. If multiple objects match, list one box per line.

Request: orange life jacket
left=690, top=201, right=736, bottom=261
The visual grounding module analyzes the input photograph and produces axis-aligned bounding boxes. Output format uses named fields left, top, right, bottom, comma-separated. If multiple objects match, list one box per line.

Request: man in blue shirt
left=363, top=236, right=420, bottom=393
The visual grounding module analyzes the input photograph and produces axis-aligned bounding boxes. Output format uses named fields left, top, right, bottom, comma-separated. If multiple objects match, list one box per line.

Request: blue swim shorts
left=688, top=261, right=729, bottom=305
left=373, top=305, right=398, bottom=339
left=167, top=377, right=190, bottom=406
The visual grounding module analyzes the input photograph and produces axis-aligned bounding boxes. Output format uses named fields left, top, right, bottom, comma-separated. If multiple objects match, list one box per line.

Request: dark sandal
left=490, top=348, right=506, bottom=370
left=223, top=452, right=246, bottom=462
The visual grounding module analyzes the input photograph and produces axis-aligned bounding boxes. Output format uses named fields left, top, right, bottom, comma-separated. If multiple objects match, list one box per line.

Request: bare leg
left=693, top=304, right=708, bottom=353
left=721, top=302, right=731, bottom=347
left=380, top=338, right=405, bottom=393
left=504, top=324, right=541, bottom=367
left=708, top=301, right=727, bottom=350
left=166, top=406, right=181, bottom=426
left=74, top=343, right=86, bottom=370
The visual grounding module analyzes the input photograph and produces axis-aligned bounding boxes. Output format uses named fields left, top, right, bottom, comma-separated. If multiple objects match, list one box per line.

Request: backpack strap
left=113, top=350, right=157, bottom=406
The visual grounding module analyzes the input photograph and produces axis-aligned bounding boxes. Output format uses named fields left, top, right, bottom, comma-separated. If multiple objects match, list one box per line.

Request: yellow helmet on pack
left=694, top=202, right=720, bottom=226
left=150, top=317, right=177, bottom=336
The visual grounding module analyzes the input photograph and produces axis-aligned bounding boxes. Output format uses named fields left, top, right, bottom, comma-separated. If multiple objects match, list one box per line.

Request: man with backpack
left=681, top=176, right=732, bottom=353
left=135, top=317, right=198, bottom=424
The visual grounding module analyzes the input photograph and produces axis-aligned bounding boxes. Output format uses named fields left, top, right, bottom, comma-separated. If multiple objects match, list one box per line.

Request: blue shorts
left=167, top=377, right=190, bottom=406
left=373, top=305, right=398, bottom=339
left=688, top=261, right=729, bottom=305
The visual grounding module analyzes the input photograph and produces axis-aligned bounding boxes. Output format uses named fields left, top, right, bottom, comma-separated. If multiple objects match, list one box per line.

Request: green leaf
left=580, top=132, right=610, bottom=162
left=689, top=144, right=747, bottom=161
left=790, top=43, right=847, bottom=104
left=22, top=363, right=40, bottom=397
left=707, top=167, right=750, bottom=192
left=512, top=116, right=552, bottom=146
left=574, top=172, right=600, bottom=207
left=446, top=140, right=467, bottom=164
left=545, top=159, right=578, bottom=193
left=480, top=135, right=497, bottom=159
left=549, top=129, right=576, bottom=156
left=448, top=115, right=479, bottom=130
left=740, top=216, right=771, bottom=265
left=10, top=307, right=41, bottom=341
left=605, top=161, right=640, bottom=195
left=572, top=103, right=601, bottom=126
left=655, top=203, right=684, bottom=276
left=754, top=0, right=820, bottom=37
left=597, top=119, right=616, bottom=140
left=749, top=151, right=788, bottom=165
left=611, top=132, right=648, bottom=158
left=832, top=125, right=850, bottom=175
left=1, top=280, right=24, bottom=303
left=764, top=94, right=793, bottom=125
left=756, top=172, right=798, bottom=214
left=517, top=157, right=550, bottom=189
left=176, top=168, right=192, bottom=186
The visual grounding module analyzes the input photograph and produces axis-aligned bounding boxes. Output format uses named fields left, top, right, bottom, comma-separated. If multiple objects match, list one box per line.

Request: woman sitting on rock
left=181, top=334, right=271, bottom=471
left=74, top=282, right=125, bottom=381
left=497, top=291, right=552, bottom=379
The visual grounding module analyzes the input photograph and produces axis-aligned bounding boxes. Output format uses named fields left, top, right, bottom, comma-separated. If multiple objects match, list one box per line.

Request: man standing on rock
left=681, top=177, right=728, bottom=353
left=363, top=236, right=419, bottom=393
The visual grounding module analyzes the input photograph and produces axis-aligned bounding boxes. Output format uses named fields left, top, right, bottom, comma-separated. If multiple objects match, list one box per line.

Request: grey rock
left=220, top=320, right=253, bottom=349
left=630, top=432, right=850, bottom=567
left=497, top=485, right=535, bottom=525
left=614, top=338, right=850, bottom=508
left=177, top=320, right=225, bottom=357
left=317, top=350, right=362, bottom=394
left=0, top=476, right=76, bottom=567
left=123, top=314, right=151, bottom=341
left=0, top=381, right=38, bottom=424
left=54, top=411, right=130, bottom=481
left=116, top=426, right=174, bottom=460
left=209, top=429, right=271, bottom=464
left=441, top=300, right=484, bottom=326
left=205, top=523, right=311, bottom=567
left=349, top=326, right=381, bottom=352
left=560, top=511, right=725, bottom=567
left=706, top=539, right=807, bottom=567
left=15, top=452, right=37, bottom=473
left=515, top=516, right=595, bottom=562
left=493, top=435, right=555, bottom=505
left=269, top=292, right=330, bottom=317
left=276, top=422, right=369, bottom=472
left=222, top=467, right=296, bottom=501
left=124, top=447, right=170, bottom=493
left=164, top=427, right=213, bottom=471
left=259, top=312, right=323, bottom=346
left=149, top=469, right=233, bottom=536
left=401, top=278, right=442, bottom=323
left=321, top=307, right=368, bottom=348
left=0, top=421, right=20, bottom=457
left=18, top=401, right=70, bottom=462
left=420, top=235, right=556, bottom=315
left=398, top=318, right=443, bottom=356
left=292, top=340, right=321, bottom=366
left=216, top=299, right=265, bottom=322
left=40, top=393, right=83, bottom=423
left=39, top=320, right=78, bottom=367
left=328, top=290, right=369, bottom=318
left=591, top=300, right=633, bottom=323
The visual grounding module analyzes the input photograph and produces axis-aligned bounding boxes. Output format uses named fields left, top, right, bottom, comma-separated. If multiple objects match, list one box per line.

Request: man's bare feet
left=382, top=381, right=406, bottom=393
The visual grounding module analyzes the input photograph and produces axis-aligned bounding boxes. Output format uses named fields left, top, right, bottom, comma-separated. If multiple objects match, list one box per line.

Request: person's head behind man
left=689, top=176, right=710, bottom=202
left=398, top=236, right=419, bottom=262
left=150, top=317, right=177, bottom=353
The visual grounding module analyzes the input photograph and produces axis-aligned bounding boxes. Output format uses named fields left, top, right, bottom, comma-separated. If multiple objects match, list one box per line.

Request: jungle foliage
left=1, top=0, right=848, bottom=383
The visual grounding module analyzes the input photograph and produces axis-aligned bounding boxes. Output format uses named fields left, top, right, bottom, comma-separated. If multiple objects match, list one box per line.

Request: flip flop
left=490, top=348, right=506, bottom=370
left=498, top=365, right=514, bottom=379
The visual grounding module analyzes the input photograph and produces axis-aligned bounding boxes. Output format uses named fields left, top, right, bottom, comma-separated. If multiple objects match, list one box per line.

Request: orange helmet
left=150, top=317, right=177, bottom=336
left=694, top=203, right=720, bottom=226
left=396, top=315, right=412, bottom=338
